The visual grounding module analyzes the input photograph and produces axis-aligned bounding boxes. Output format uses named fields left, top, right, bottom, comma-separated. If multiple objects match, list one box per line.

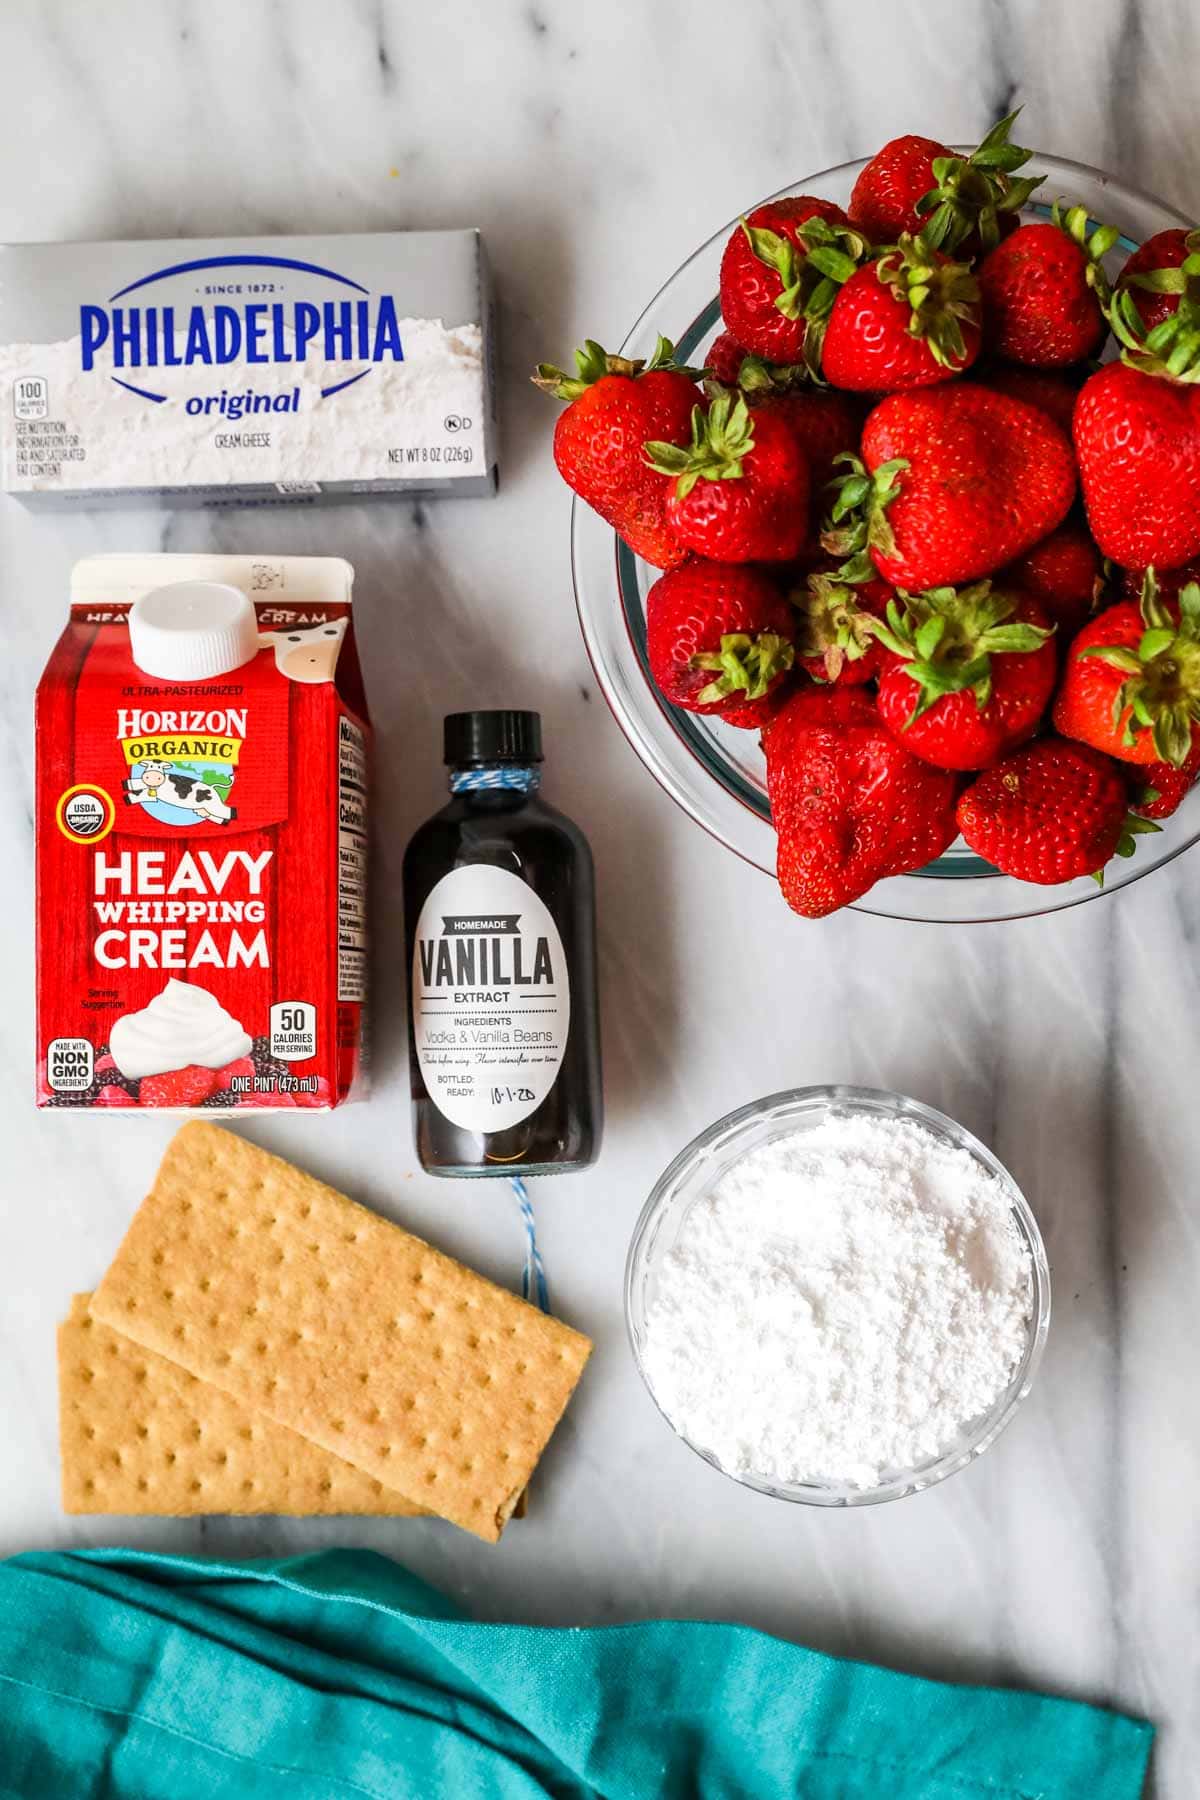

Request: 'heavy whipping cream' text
left=91, top=847, right=272, bottom=969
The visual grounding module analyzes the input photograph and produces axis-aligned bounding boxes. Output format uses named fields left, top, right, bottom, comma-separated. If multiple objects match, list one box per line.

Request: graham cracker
left=59, top=1296, right=422, bottom=1516
left=90, top=1123, right=591, bottom=1541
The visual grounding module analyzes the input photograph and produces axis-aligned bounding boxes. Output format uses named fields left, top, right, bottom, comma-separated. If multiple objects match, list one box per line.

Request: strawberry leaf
left=533, top=335, right=704, bottom=398
left=977, top=622, right=1055, bottom=654
left=693, top=631, right=795, bottom=704
left=1139, top=627, right=1178, bottom=660
left=876, top=236, right=980, bottom=372
left=913, top=109, right=1045, bottom=255
left=915, top=615, right=946, bottom=661
left=879, top=579, right=1049, bottom=714
left=820, top=452, right=908, bottom=566
left=1050, top=200, right=1117, bottom=306
left=742, top=221, right=805, bottom=319
left=644, top=392, right=756, bottom=497
left=1080, top=646, right=1146, bottom=674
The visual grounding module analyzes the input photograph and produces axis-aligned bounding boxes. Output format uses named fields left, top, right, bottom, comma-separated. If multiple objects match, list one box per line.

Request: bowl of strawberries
left=550, top=117, right=1200, bottom=919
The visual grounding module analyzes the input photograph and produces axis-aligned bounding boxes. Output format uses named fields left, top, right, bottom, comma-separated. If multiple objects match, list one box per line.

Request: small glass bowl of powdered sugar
left=626, top=1086, right=1051, bottom=1506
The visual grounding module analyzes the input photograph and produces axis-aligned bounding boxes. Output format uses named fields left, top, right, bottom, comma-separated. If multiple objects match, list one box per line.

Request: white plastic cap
left=128, top=581, right=259, bottom=681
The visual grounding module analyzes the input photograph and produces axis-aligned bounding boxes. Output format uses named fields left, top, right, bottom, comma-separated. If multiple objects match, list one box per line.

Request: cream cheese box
left=0, top=230, right=497, bottom=505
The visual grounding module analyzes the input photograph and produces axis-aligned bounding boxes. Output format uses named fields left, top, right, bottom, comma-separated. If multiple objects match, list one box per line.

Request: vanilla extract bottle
left=403, top=711, right=603, bottom=1176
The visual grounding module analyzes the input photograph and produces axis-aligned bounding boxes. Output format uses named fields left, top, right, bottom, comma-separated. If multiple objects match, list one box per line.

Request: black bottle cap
left=443, top=710, right=543, bottom=767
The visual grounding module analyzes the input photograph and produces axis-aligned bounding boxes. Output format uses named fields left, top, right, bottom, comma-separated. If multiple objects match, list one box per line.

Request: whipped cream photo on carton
left=36, top=554, right=369, bottom=1110
left=0, top=230, right=496, bottom=505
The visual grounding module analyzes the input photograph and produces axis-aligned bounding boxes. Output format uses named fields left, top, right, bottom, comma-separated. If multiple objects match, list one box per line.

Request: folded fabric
left=0, top=1547, right=1152, bottom=1800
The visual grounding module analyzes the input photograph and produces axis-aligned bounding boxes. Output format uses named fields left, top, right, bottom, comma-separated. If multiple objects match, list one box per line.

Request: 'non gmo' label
left=411, top=865, right=570, bottom=1133
left=48, top=1037, right=94, bottom=1093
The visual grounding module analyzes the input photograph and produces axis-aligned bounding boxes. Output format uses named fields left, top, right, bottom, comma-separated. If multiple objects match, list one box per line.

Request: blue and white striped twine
left=510, top=1176, right=550, bottom=1312
left=449, top=762, right=548, bottom=1305
left=450, top=764, right=542, bottom=794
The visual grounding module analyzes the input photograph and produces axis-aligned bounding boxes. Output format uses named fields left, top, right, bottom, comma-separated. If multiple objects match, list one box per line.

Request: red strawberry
left=824, top=384, right=1076, bottom=591
left=872, top=582, right=1056, bottom=770
left=1000, top=521, right=1102, bottom=638
left=1053, top=570, right=1200, bottom=766
left=138, top=1064, right=221, bottom=1107
left=645, top=389, right=809, bottom=563
left=1128, top=740, right=1200, bottom=818
left=957, top=738, right=1150, bottom=884
left=95, top=1083, right=135, bottom=1107
left=1074, top=360, right=1200, bottom=570
left=534, top=337, right=701, bottom=569
left=791, top=569, right=892, bottom=684
left=1120, top=557, right=1200, bottom=603
left=1116, top=228, right=1200, bottom=336
left=718, top=196, right=857, bottom=364
left=764, top=685, right=959, bottom=917
left=849, top=134, right=951, bottom=243
left=848, top=113, right=1043, bottom=254
left=974, top=363, right=1083, bottom=435
left=705, top=330, right=751, bottom=387
left=820, top=239, right=978, bottom=390
left=645, top=561, right=795, bottom=725
left=820, top=236, right=980, bottom=391
left=739, top=361, right=864, bottom=513
left=978, top=206, right=1115, bottom=368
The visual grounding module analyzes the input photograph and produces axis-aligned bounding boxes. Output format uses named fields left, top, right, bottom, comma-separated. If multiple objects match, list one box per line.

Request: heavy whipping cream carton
left=0, top=231, right=496, bottom=504
left=36, top=554, right=369, bottom=1110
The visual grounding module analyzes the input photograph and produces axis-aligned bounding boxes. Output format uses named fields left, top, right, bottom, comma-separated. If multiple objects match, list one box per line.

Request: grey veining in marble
left=3, top=2, right=1199, bottom=1795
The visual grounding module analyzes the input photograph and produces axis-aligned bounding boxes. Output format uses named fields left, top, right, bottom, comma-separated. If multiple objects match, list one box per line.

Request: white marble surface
left=2, top=2, right=1198, bottom=1793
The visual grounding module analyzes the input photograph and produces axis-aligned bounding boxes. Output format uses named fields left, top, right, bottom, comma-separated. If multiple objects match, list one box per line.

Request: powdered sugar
left=640, top=1111, right=1034, bottom=1489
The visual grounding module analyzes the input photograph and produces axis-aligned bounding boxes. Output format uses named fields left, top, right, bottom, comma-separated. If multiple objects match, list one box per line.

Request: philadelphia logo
left=79, top=253, right=405, bottom=404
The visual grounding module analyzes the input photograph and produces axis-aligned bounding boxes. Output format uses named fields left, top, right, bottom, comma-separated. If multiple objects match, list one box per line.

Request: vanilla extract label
left=411, top=866, right=570, bottom=1133
left=418, top=922, right=554, bottom=991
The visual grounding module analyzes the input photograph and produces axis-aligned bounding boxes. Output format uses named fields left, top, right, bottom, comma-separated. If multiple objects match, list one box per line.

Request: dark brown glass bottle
left=403, top=711, right=603, bottom=1176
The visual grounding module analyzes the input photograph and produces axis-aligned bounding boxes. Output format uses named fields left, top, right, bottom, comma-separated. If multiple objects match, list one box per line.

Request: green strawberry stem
left=1050, top=200, right=1119, bottom=308
left=822, top=451, right=908, bottom=566
left=864, top=580, right=1053, bottom=723
left=645, top=389, right=756, bottom=497
left=914, top=110, right=1045, bottom=255
left=737, top=354, right=811, bottom=394
left=1079, top=568, right=1200, bottom=764
left=792, top=218, right=874, bottom=379
left=741, top=219, right=807, bottom=320
left=740, top=215, right=871, bottom=337
left=533, top=335, right=705, bottom=400
left=1093, top=813, right=1163, bottom=884
left=874, top=234, right=980, bottom=370
left=1127, top=229, right=1200, bottom=298
left=792, top=573, right=878, bottom=679
left=1110, top=230, right=1200, bottom=382
left=692, top=631, right=794, bottom=704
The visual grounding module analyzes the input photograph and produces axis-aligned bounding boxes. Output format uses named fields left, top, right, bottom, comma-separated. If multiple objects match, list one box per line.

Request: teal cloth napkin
left=0, top=1547, right=1151, bottom=1799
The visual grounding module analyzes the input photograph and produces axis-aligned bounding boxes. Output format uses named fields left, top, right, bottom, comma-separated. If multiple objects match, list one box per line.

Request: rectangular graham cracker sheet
left=91, top=1123, right=592, bottom=1541
left=59, top=1296, right=423, bottom=1517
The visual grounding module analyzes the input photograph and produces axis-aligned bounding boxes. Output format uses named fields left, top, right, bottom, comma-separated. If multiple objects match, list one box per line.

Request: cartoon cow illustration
left=123, top=760, right=237, bottom=825
left=258, top=617, right=348, bottom=684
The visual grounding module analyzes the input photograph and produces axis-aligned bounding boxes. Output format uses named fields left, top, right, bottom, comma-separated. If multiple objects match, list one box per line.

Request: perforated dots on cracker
left=58, top=1295, right=422, bottom=1516
left=90, top=1123, right=592, bottom=1540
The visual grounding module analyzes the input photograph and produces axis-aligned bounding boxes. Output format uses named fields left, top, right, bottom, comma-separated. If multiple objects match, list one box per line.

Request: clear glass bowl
left=624, top=1085, right=1052, bottom=1506
left=572, top=153, right=1199, bottom=920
